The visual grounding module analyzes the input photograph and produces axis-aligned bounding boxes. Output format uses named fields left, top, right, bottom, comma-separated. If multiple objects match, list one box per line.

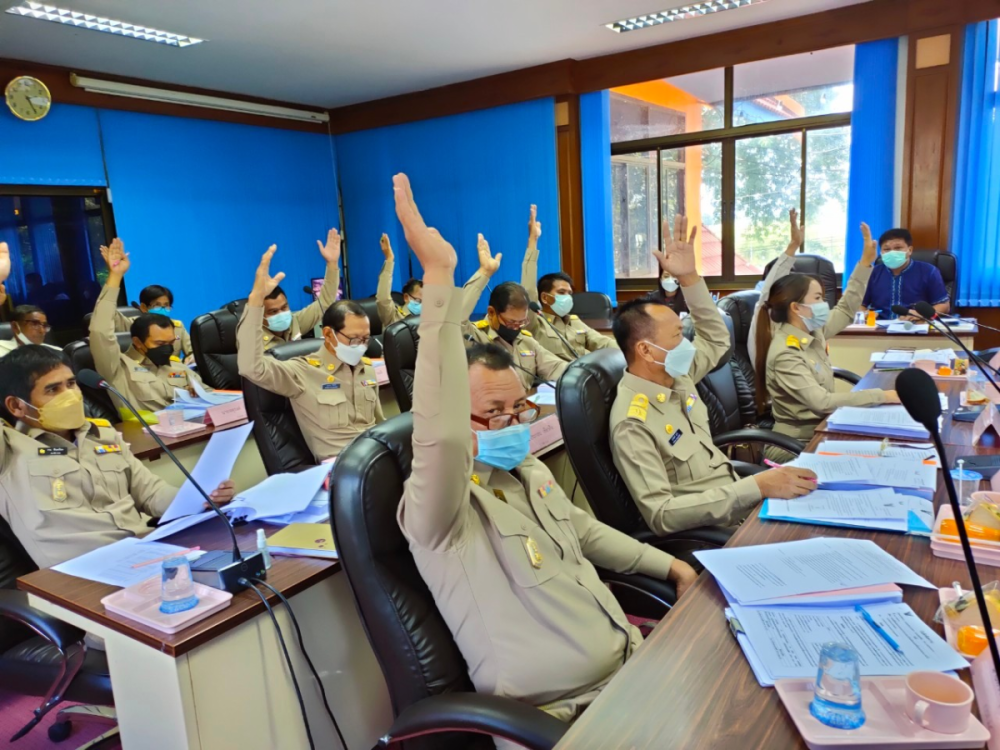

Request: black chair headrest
left=0, top=323, right=12, bottom=342
left=355, top=297, right=384, bottom=337
left=383, top=317, right=421, bottom=413
left=269, top=339, right=323, bottom=362
left=762, top=253, right=837, bottom=308
left=224, top=298, right=248, bottom=317
left=190, top=309, right=241, bottom=390
left=680, top=309, right=734, bottom=374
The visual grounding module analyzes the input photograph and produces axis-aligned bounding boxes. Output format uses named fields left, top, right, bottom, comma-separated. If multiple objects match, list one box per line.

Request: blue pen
left=855, top=605, right=903, bottom=653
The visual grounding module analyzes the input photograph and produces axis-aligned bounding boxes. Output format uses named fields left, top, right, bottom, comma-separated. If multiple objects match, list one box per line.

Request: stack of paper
left=816, top=439, right=941, bottom=466
left=168, top=378, right=243, bottom=419
left=761, top=488, right=909, bottom=532
left=887, top=322, right=930, bottom=334
left=870, top=349, right=955, bottom=369
left=827, top=405, right=931, bottom=439
left=223, top=464, right=332, bottom=523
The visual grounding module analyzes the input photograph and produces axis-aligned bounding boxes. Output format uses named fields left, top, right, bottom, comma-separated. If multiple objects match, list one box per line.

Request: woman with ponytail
left=753, top=222, right=898, bottom=457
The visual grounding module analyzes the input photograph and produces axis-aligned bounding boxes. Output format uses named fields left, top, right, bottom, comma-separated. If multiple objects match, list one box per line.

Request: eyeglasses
left=498, top=314, right=529, bottom=330
left=335, top=331, right=371, bottom=347
left=22, top=320, right=51, bottom=331
left=471, top=401, right=540, bottom=431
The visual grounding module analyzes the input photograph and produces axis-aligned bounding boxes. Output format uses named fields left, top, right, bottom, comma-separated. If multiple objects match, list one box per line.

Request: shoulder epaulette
left=520, top=330, right=532, bottom=338
left=626, top=394, right=649, bottom=423
left=172, top=319, right=183, bottom=327
left=306, top=358, right=321, bottom=367
left=569, top=314, right=580, bottom=320
left=475, top=320, right=490, bottom=329
left=361, top=357, right=373, bottom=366
left=86, top=417, right=111, bottom=427
left=786, top=335, right=802, bottom=350
left=169, top=355, right=182, bottom=363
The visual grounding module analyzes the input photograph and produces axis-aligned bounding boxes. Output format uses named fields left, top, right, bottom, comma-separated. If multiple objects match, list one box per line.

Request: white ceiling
left=0, top=0, right=872, bottom=108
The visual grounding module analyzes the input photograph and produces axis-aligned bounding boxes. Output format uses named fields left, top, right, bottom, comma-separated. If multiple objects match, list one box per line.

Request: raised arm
left=375, top=234, right=398, bottom=327
left=394, top=174, right=472, bottom=552
left=521, top=205, right=541, bottom=304
left=294, top=229, right=342, bottom=332
left=237, top=247, right=305, bottom=399
left=90, top=239, right=129, bottom=383
left=748, top=209, right=803, bottom=364
left=459, top=233, right=502, bottom=321
left=824, top=223, right=876, bottom=337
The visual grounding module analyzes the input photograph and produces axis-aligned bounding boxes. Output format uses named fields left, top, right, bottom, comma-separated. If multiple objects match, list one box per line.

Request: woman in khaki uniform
left=754, top=223, right=899, bottom=458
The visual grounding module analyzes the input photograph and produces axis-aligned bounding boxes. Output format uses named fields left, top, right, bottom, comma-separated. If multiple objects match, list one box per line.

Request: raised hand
left=317, top=228, right=341, bottom=265
left=392, top=173, right=457, bottom=276
left=787, top=208, right=805, bottom=255
left=528, top=204, right=542, bottom=243
left=100, top=237, right=130, bottom=277
left=477, top=233, right=502, bottom=277
left=248, top=245, right=286, bottom=305
left=860, top=222, right=878, bottom=266
left=653, top=215, right=698, bottom=283
left=380, top=233, right=393, bottom=260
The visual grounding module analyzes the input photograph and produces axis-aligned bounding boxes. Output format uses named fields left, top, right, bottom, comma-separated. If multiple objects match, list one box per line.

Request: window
left=0, top=188, right=116, bottom=344
left=611, top=45, right=854, bottom=284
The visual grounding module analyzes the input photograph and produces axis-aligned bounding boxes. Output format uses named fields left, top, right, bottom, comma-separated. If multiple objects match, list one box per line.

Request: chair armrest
left=732, top=460, right=766, bottom=477
left=597, top=568, right=676, bottom=612
left=713, top=428, right=803, bottom=456
left=632, top=527, right=731, bottom=548
left=0, top=590, right=86, bottom=651
left=377, top=693, right=567, bottom=750
left=832, top=367, right=862, bottom=385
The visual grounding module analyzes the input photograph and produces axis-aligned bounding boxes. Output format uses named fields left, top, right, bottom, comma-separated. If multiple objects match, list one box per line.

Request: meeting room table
left=554, top=368, right=1000, bottom=749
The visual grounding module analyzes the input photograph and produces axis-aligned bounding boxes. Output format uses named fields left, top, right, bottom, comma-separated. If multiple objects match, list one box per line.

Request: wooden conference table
left=828, top=323, right=978, bottom=377
left=556, top=369, right=1000, bottom=750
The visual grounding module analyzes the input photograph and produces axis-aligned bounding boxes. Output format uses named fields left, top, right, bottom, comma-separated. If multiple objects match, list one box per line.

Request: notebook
left=265, top=523, right=338, bottom=560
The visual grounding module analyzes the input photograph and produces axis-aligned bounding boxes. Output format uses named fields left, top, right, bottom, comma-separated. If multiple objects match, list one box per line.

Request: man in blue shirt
left=861, top=228, right=950, bottom=320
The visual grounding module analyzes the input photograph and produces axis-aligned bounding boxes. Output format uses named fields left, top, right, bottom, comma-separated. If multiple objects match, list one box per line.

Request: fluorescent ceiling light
left=5, top=1, right=205, bottom=47
left=606, top=0, right=770, bottom=33
left=70, top=74, right=330, bottom=124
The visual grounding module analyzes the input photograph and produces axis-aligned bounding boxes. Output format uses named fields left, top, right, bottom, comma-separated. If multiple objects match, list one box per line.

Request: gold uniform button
left=327, top=375, right=335, bottom=383
left=327, top=364, right=335, bottom=371
left=665, top=424, right=674, bottom=434
left=656, top=393, right=666, bottom=403
left=801, top=337, right=808, bottom=344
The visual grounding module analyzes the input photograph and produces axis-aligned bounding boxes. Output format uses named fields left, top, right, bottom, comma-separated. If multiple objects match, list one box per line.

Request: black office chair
left=907, top=249, right=958, bottom=308
left=81, top=306, right=141, bottom=329
left=383, top=317, right=420, bottom=413
left=571, top=292, right=613, bottom=319
left=0, top=322, right=12, bottom=341
left=762, top=253, right=838, bottom=308
left=330, top=414, right=679, bottom=750
left=0, top=518, right=117, bottom=744
left=355, top=297, right=384, bottom=337
left=190, top=309, right=241, bottom=390
left=63, top=336, right=132, bottom=424
left=223, top=298, right=248, bottom=318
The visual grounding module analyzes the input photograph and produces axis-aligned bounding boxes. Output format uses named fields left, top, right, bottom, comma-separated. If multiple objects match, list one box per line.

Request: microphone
left=77, top=369, right=265, bottom=593
left=529, top=301, right=579, bottom=360
left=890, top=304, right=916, bottom=319
left=303, top=285, right=319, bottom=301
left=897, top=368, right=1000, bottom=684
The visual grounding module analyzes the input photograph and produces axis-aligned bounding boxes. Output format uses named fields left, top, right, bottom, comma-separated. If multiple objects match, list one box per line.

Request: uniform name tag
left=362, top=379, right=377, bottom=387
left=38, top=447, right=68, bottom=456
left=322, top=383, right=341, bottom=390
left=95, top=444, right=122, bottom=454
left=669, top=429, right=684, bottom=446
left=133, top=366, right=150, bottom=373
left=519, top=350, right=535, bottom=357
left=685, top=394, right=698, bottom=413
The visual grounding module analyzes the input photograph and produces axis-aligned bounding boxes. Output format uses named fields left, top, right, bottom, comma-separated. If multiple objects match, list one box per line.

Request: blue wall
left=335, top=98, right=561, bottom=315
left=579, top=91, right=616, bottom=304
left=0, top=103, right=106, bottom=186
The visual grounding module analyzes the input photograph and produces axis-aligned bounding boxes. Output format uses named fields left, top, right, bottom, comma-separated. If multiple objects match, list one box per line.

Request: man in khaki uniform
left=91, top=239, right=206, bottom=415
left=259, top=228, right=342, bottom=352
left=609, top=217, right=817, bottom=536
left=375, top=233, right=423, bottom=328
left=391, top=174, right=695, bottom=748
left=108, top=281, right=194, bottom=364
left=0, top=305, right=61, bottom=357
left=463, top=235, right=568, bottom=390
left=520, top=205, right=617, bottom=362
left=238, top=246, right=384, bottom=462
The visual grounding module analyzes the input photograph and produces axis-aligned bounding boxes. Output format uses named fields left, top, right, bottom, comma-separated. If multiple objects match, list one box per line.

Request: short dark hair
left=879, top=228, right=913, bottom=248
left=538, top=272, right=574, bottom=297
left=12, top=305, right=45, bottom=323
left=322, top=300, right=367, bottom=332
left=402, top=279, right=423, bottom=297
left=0, top=345, right=73, bottom=420
left=139, top=284, right=174, bottom=307
left=265, top=286, right=286, bottom=302
left=613, top=297, right=668, bottom=365
left=130, top=313, right=174, bottom=342
left=489, top=282, right=530, bottom=314
left=466, top=342, right=514, bottom=371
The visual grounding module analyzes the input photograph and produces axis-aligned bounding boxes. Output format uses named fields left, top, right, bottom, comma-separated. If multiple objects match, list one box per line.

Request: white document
left=53, top=537, right=201, bottom=587
left=730, top=601, right=968, bottom=680
left=767, top=489, right=906, bottom=522
left=828, top=405, right=931, bottom=437
left=787, top=454, right=876, bottom=484
left=224, top=464, right=332, bottom=522
left=871, top=350, right=915, bottom=365
left=887, top=323, right=930, bottom=334
left=694, top=537, right=935, bottom=604
left=140, top=510, right=216, bottom=543
left=533, top=384, right=556, bottom=406
left=817, top=440, right=941, bottom=466
left=189, top=376, right=242, bottom=406
left=159, top=422, right=254, bottom=523
left=264, top=489, right=331, bottom=526
left=864, top=457, right=938, bottom=491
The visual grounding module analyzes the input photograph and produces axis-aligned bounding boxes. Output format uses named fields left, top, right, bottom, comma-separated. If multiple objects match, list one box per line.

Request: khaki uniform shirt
left=91, top=285, right=205, bottom=414
left=463, top=321, right=569, bottom=391
left=0, top=418, right=176, bottom=569
left=0, top=339, right=61, bottom=358
left=398, top=283, right=674, bottom=735
left=375, top=257, right=414, bottom=329
left=237, top=306, right=384, bottom=462
left=610, top=280, right=762, bottom=535
left=262, top=261, right=340, bottom=352
left=114, top=310, right=192, bottom=363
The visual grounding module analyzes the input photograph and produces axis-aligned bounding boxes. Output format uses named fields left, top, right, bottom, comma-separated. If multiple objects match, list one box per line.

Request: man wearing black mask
left=91, top=238, right=205, bottom=416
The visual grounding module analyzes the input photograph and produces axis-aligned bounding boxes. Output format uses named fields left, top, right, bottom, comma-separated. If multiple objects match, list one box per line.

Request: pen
left=132, top=546, right=201, bottom=569
left=855, top=604, right=903, bottom=652
left=763, top=458, right=818, bottom=482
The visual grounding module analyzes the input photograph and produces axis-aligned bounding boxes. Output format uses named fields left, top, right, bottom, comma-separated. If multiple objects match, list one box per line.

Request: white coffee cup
left=904, top=671, right=974, bottom=734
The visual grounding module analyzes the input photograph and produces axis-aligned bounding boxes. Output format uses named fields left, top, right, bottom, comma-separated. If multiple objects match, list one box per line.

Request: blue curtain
left=98, top=111, right=339, bottom=327
left=335, top=99, right=560, bottom=314
left=579, top=91, right=616, bottom=305
left=843, top=39, right=898, bottom=285
left=0, top=103, right=106, bottom=186
left=952, top=20, right=1000, bottom=306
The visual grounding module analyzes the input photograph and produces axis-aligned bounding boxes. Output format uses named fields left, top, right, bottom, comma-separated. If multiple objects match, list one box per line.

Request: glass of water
left=810, top=642, right=866, bottom=729
left=160, top=556, right=199, bottom=614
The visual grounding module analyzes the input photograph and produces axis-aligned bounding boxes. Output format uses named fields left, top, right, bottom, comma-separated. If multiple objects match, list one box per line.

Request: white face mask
left=15, top=331, right=33, bottom=346
left=330, top=335, right=366, bottom=367
left=661, top=277, right=679, bottom=294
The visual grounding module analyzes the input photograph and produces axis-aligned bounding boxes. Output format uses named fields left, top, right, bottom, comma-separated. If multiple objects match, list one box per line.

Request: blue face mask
left=800, top=301, right=831, bottom=332
left=266, top=310, right=293, bottom=332
left=645, top=337, right=697, bottom=379
left=147, top=306, right=171, bottom=316
left=407, top=300, right=422, bottom=316
left=881, top=250, right=909, bottom=270
left=474, top=422, right=532, bottom=472
left=549, top=294, right=574, bottom=318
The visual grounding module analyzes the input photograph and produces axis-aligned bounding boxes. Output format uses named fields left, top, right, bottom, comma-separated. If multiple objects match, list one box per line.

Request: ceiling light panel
left=606, top=0, right=770, bottom=33
left=5, top=2, right=204, bottom=47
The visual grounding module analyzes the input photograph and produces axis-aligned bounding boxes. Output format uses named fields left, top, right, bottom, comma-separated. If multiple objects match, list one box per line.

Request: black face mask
left=144, top=344, right=174, bottom=367
left=496, top=324, right=520, bottom=345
